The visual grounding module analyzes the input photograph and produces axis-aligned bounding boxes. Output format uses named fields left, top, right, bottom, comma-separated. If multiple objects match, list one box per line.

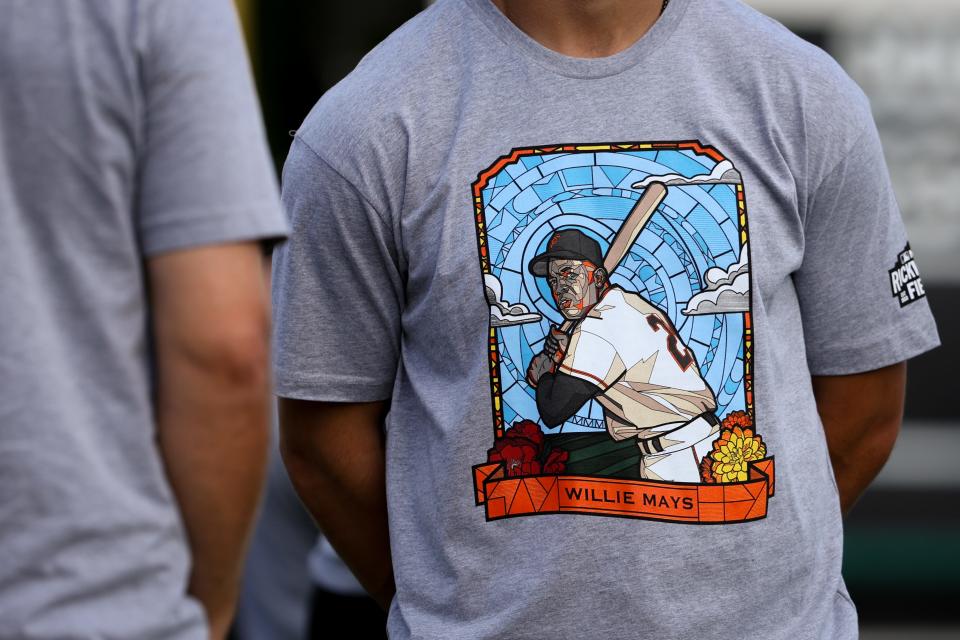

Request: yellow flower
left=708, top=426, right=766, bottom=483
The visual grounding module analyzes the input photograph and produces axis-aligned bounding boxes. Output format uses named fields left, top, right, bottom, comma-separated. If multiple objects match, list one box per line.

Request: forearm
left=536, top=371, right=600, bottom=428
left=812, top=363, right=906, bottom=515
left=156, top=356, right=271, bottom=637
left=823, top=415, right=900, bottom=514
left=279, top=399, right=395, bottom=611
left=146, top=242, right=275, bottom=637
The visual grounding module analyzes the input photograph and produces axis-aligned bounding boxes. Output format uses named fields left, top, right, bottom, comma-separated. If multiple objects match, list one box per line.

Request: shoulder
left=291, top=0, right=464, bottom=212
left=594, top=286, right=660, bottom=317
left=297, top=0, right=461, bottom=136
left=703, top=0, right=870, bottom=117
left=577, top=286, right=655, bottom=335
left=700, top=0, right=861, bottom=85
left=689, top=0, right=875, bottom=202
left=585, top=286, right=626, bottom=316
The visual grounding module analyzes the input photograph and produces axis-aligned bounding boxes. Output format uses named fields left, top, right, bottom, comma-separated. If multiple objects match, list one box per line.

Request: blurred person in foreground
left=0, top=1, right=287, bottom=638
left=272, top=0, right=942, bottom=638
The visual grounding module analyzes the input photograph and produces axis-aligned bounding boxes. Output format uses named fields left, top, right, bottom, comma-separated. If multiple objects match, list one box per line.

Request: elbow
left=540, top=409, right=566, bottom=429
left=535, top=377, right=566, bottom=428
left=278, top=432, right=313, bottom=486
left=868, top=414, right=902, bottom=468
left=859, top=402, right=904, bottom=464
left=830, top=412, right=903, bottom=475
left=212, top=330, right=271, bottom=392
left=183, top=317, right=272, bottom=393
left=536, top=393, right=567, bottom=428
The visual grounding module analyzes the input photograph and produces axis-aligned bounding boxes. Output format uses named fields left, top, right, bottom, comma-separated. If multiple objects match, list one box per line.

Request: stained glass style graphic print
left=471, top=142, right=775, bottom=525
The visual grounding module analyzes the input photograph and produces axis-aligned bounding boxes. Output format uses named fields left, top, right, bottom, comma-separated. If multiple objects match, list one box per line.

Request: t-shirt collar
left=464, top=0, right=692, bottom=80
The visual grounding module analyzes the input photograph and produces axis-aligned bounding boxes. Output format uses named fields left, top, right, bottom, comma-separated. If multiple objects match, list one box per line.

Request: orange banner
left=473, top=457, right=774, bottom=524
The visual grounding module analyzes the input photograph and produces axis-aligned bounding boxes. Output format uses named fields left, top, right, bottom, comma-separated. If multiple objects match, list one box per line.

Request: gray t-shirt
left=272, top=0, right=942, bottom=638
left=0, top=1, right=287, bottom=637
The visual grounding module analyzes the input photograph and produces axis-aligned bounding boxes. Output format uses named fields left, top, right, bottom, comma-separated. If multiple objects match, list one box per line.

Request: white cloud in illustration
left=631, top=159, right=742, bottom=189
left=682, top=243, right=751, bottom=315
left=485, top=273, right=542, bottom=327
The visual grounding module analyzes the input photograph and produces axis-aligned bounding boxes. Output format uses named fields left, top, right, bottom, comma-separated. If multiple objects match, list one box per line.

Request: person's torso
left=0, top=4, right=205, bottom=637
left=299, top=0, right=861, bottom=637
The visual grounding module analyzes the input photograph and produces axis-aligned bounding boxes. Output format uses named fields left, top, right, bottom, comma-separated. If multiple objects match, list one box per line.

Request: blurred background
left=231, top=1, right=959, bottom=638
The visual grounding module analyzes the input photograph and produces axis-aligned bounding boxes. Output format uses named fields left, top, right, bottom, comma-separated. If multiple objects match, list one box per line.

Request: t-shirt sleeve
left=793, top=116, right=941, bottom=376
left=136, top=0, right=288, bottom=256
left=271, top=136, right=404, bottom=402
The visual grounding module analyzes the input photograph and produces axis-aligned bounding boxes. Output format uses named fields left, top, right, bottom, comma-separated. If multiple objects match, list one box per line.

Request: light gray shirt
left=272, top=0, right=941, bottom=638
left=0, top=1, right=287, bottom=637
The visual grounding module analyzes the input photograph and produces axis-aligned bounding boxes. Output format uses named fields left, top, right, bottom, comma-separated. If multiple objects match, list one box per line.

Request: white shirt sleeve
left=558, top=327, right=624, bottom=390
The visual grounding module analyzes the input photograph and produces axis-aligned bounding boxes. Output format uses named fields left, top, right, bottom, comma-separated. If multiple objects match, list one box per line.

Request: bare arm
left=149, top=242, right=273, bottom=638
left=811, top=361, right=907, bottom=515
left=278, top=398, right=395, bottom=611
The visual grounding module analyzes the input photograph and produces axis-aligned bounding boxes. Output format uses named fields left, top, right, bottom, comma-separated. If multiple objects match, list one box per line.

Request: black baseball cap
left=528, top=228, right=604, bottom=277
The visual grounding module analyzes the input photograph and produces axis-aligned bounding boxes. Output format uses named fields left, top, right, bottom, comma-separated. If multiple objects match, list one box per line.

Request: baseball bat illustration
left=558, top=181, right=667, bottom=334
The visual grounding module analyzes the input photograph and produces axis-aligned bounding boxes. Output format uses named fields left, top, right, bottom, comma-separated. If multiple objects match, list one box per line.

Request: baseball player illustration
left=471, top=142, right=770, bottom=523
left=525, top=184, right=721, bottom=483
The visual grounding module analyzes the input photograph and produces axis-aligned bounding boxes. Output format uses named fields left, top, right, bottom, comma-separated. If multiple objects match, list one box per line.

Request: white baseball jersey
left=558, top=285, right=717, bottom=441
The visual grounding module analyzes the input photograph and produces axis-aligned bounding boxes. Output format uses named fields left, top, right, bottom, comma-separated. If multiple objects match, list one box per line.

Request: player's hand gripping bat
left=556, top=181, right=667, bottom=334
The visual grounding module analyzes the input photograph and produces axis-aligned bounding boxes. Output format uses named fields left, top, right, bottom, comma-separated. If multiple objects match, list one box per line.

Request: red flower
left=699, top=455, right=717, bottom=484
left=508, top=419, right=544, bottom=449
left=488, top=441, right=541, bottom=477
left=486, top=419, right=567, bottom=477
left=543, top=448, right=569, bottom=474
left=721, top=410, right=753, bottom=430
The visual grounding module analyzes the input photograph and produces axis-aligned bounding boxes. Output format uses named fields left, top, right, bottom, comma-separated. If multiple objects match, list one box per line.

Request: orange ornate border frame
left=472, top=457, right=774, bottom=524
left=470, top=141, right=766, bottom=524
